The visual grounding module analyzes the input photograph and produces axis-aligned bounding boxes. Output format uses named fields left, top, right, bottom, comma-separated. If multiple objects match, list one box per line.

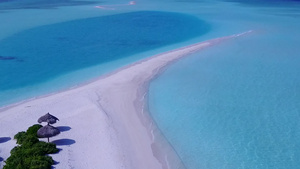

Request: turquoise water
left=0, top=0, right=97, bottom=10
left=1, top=0, right=300, bottom=169
left=0, top=10, right=209, bottom=106
left=149, top=1, right=300, bottom=169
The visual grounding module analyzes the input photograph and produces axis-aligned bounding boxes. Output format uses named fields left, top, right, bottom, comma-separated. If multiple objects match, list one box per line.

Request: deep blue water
left=0, top=0, right=97, bottom=10
left=223, top=0, right=300, bottom=9
left=225, top=0, right=300, bottom=5
left=0, top=11, right=209, bottom=91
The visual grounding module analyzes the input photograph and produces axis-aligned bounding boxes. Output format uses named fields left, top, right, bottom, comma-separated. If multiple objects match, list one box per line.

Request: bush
left=14, top=124, right=42, bottom=145
left=33, top=141, right=59, bottom=154
left=22, top=135, right=39, bottom=147
left=26, top=124, right=42, bottom=137
left=4, top=124, right=58, bottom=169
left=3, top=153, right=23, bottom=169
left=24, top=156, right=53, bottom=169
left=14, top=131, right=27, bottom=145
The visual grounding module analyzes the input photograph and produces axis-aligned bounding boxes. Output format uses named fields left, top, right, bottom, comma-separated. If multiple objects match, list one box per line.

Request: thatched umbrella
left=37, top=125, right=60, bottom=142
left=38, top=112, right=59, bottom=125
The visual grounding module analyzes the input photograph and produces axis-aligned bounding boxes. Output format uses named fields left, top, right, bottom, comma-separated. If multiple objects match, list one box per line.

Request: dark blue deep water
left=224, top=0, right=300, bottom=6
left=0, top=0, right=97, bottom=10
left=0, top=11, right=209, bottom=91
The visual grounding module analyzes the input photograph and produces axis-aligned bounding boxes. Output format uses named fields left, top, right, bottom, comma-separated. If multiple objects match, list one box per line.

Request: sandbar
left=0, top=31, right=251, bottom=169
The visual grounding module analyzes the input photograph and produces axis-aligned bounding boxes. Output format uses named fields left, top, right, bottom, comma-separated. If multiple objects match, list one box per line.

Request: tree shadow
left=0, top=137, right=11, bottom=143
left=51, top=160, right=60, bottom=169
left=56, top=126, right=71, bottom=132
left=53, top=148, right=63, bottom=154
left=52, top=139, right=75, bottom=146
left=53, top=160, right=60, bottom=165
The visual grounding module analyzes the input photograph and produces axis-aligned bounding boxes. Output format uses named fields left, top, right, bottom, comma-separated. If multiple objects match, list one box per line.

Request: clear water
left=149, top=1, right=300, bottom=169
left=0, top=11, right=208, bottom=90
left=0, top=8, right=209, bottom=106
left=1, top=0, right=300, bottom=169
left=0, top=0, right=98, bottom=10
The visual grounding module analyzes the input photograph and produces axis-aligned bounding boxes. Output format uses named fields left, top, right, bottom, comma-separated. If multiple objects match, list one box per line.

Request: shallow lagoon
left=149, top=1, right=300, bottom=169
left=1, top=0, right=300, bottom=169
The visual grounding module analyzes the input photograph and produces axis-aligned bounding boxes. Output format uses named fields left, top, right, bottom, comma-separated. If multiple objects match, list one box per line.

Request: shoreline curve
left=0, top=31, right=252, bottom=169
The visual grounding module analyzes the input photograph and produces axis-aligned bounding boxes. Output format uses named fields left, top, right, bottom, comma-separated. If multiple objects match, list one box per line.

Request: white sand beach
left=0, top=32, right=250, bottom=169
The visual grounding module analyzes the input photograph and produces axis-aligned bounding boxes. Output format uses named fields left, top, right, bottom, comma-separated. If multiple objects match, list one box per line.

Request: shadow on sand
left=51, top=160, right=60, bottom=169
left=56, top=126, right=71, bottom=132
left=52, top=139, right=75, bottom=146
left=0, top=137, right=11, bottom=143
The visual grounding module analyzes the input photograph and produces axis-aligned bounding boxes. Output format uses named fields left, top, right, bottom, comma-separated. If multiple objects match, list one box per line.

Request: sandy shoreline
left=0, top=32, right=250, bottom=169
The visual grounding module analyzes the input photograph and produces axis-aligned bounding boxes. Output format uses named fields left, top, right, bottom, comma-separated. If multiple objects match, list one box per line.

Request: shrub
left=33, top=141, right=59, bottom=154
left=4, top=124, right=58, bottom=169
left=3, top=153, right=23, bottom=169
left=14, top=131, right=27, bottom=145
left=26, top=124, right=42, bottom=137
left=24, top=156, right=53, bottom=169
left=22, top=135, right=39, bottom=147
left=14, top=124, right=42, bottom=145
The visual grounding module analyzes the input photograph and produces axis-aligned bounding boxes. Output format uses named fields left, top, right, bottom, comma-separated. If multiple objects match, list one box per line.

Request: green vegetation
left=26, top=124, right=43, bottom=137
left=4, top=124, right=59, bottom=169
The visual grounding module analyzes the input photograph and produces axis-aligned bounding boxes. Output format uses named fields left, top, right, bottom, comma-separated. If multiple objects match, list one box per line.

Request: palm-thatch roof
left=38, top=112, right=59, bottom=125
left=37, top=125, right=60, bottom=142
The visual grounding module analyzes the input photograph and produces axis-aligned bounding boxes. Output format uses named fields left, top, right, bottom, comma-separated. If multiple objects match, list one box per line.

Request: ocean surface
left=1, top=0, right=300, bottom=169
left=0, top=5, right=209, bottom=106
left=149, top=1, right=300, bottom=169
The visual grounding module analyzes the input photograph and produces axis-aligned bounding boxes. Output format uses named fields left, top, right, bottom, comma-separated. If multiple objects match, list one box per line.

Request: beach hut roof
left=38, top=112, right=59, bottom=124
left=37, top=125, right=60, bottom=139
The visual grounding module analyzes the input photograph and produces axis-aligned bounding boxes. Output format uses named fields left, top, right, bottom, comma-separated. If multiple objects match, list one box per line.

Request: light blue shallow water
left=1, top=0, right=300, bottom=168
left=149, top=1, right=300, bottom=169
